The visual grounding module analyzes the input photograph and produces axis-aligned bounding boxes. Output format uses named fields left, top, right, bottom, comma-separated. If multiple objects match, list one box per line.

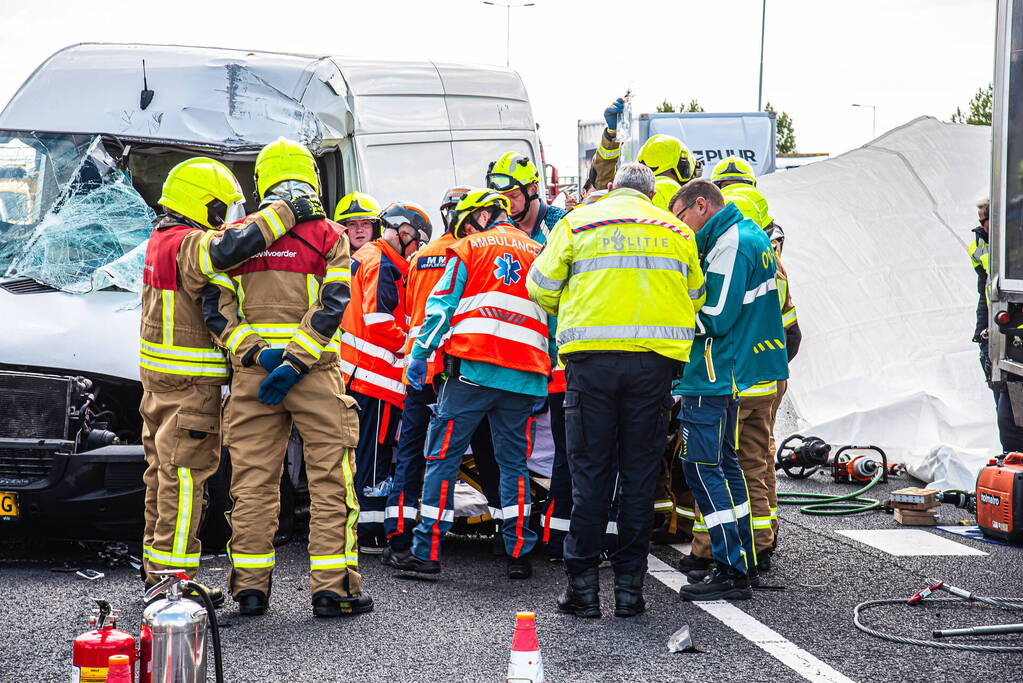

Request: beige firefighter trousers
left=224, top=366, right=361, bottom=597
left=141, top=383, right=222, bottom=581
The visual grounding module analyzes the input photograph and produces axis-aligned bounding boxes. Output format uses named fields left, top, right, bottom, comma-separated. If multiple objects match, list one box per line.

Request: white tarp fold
left=760, top=117, right=996, bottom=490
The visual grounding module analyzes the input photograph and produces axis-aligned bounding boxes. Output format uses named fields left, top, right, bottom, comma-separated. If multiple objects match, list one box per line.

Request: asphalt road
left=3, top=472, right=1022, bottom=682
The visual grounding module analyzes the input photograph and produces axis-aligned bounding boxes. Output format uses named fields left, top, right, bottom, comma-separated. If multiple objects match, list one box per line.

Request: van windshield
left=0, top=131, right=155, bottom=293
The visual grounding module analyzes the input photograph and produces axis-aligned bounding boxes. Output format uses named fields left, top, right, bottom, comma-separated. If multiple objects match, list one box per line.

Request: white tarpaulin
left=759, top=117, right=996, bottom=490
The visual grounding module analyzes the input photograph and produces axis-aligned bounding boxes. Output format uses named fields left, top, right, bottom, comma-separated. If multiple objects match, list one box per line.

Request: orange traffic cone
left=507, top=611, right=545, bottom=683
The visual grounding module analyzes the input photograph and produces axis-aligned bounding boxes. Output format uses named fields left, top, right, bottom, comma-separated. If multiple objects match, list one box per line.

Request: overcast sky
left=0, top=0, right=995, bottom=174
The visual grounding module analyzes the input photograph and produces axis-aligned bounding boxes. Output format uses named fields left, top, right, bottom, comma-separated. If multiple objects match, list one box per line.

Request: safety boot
left=677, top=553, right=712, bottom=574
left=757, top=548, right=773, bottom=572
left=557, top=567, right=601, bottom=618
left=678, top=566, right=752, bottom=602
left=235, top=589, right=269, bottom=616
left=613, top=573, right=646, bottom=618
left=312, top=590, right=374, bottom=617
left=389, top=549, right=441, bottom=575
left=507, top=555, right=532, bottom=580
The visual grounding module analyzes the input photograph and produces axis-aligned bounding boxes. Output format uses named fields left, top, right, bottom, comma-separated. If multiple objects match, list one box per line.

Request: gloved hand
left=531, top=396, right=548, bottom=416
left=286, top=195, right=326, bottom=223
left=258, top=362, right=303, bottom=405
left=257, top=347, right=285, bottom=372
left=406, top=357, right=428, bottom=391
left=603, top=97, right=625, bottom=134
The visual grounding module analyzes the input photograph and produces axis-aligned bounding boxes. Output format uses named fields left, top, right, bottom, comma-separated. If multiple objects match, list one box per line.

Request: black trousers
left=563, top=352, right=677, bottom=575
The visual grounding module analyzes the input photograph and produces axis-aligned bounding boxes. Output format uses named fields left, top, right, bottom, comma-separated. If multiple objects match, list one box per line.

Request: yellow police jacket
left=526, top=187, right=706, bottom=362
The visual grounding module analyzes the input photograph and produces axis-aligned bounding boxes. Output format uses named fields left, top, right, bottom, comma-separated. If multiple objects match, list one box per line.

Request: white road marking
left=670, top=542, right=692, bottom=555
left=835, top=529, right=988, bottom=556
left=647, top=554, right=858, bottom=683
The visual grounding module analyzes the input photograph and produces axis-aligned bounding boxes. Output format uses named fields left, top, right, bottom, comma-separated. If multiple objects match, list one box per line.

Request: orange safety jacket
left=445, top=224, right=550, bottom=376
left=340, top=238, right=410, bottom=407
left=403, top=232, right=458, bottom=384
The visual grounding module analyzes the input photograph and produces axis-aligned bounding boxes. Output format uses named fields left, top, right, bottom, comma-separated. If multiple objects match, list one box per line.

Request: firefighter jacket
left=589, top=129, right=621, bottom=192
left=139, top=202, right=297, bottom=390
left=207, top=216, right=352, bottom=374
left=411, top=222, right=553, bottom=396
left=721, top=183, right=772, bottom=228
left=340, top=238, right=410, bottom=407
left=404, top=232, right=457, bottom=384
left=527, top=187, right=705, bottom=363
left=677, top=203, right=788, bottom=397
left=969, top=226, right=990, bottom=341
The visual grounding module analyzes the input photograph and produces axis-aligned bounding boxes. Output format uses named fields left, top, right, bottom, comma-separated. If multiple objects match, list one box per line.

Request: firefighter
left=209, top=137, right=368, bottom=618
left=589, top=97, right=701, bottom=211
left=680, top=164, right=802, bottom=577
left=334, top=191, right=383, bottom=253
left=389, top=189, right=552, bottom=580
left=340, top=202, right=432, bottom=551
left=140, top=156, right=318, bottom=596
left=669, top=180, right=788, bottom=602
left=528, top=163, right=705, bottom=618
left=710, top=156, right=773, bottom=229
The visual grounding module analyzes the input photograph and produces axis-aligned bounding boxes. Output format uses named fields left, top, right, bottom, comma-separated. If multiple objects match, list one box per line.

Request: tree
left=951, top=83, right=993, bottom=126
left=655, top=99, right=706, bottom=113
left=764, top=102, right=797, bottom=154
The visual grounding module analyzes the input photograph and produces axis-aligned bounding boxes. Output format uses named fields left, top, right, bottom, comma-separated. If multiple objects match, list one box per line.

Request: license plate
left=0, top=491, right=19, bottom=519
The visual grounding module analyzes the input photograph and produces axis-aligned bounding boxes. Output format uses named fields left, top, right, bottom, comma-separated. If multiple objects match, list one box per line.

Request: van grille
left=0, top=277, right=60, bottom=295
left=0, top=371, right=72, bottom=483
left=0, top=447, right=58, bottom=481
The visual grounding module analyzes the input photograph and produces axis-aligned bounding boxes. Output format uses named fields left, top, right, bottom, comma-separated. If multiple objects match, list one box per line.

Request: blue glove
left=257, top=347, right=284, bottom=372
left=531, top=397, right=548, bottom=415
left=406, top=357, right=428, bottom=391
left=603, top=97, right=625, bottom=134
left=258, top=363, right=303, bottom=405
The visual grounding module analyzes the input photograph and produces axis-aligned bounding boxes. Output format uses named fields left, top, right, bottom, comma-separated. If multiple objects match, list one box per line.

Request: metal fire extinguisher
left=71, top=599, right=136, bottom=683
left=139, top=570, right=225, bottom=683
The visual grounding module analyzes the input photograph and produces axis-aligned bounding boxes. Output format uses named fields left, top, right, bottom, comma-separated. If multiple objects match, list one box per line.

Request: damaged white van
left=0, top=43, right=542, bottom=541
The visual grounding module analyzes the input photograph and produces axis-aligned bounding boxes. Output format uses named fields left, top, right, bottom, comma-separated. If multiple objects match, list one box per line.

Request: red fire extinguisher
left=71, top=599, right=136, bottom=683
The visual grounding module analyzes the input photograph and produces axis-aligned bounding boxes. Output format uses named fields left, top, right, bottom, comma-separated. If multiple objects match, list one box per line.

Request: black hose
left=183, top=580, right=225, bottom=682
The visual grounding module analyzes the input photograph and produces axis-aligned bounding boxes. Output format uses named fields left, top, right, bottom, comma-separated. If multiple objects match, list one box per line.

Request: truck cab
left=0, top=43, right=542, bottom=540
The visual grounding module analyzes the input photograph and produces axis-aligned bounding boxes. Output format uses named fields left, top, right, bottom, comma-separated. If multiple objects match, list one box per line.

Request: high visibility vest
left=404, top=232, right=457, bottom=384
left=969, top=237, right=990, bottom=275
left=652, top=175, right=682, bottom=211
left=340, top=239, right=409, bottom=407
left=446, top=223, right=550, bottom=376
left=140, top=224, right=230, bottom=380
left=722, top=183, right=772, bottom=229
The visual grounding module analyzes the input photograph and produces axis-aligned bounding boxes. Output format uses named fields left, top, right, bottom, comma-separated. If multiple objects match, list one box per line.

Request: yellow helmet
left=451, top=188, right=510, bottom=239
left=334, top=191, right=382, bottom=223
left=651, top=175, right=682, bottom=212
left=486, top=152, right=541, bottom=192
left=711, top=156, right=757, bottom=187
left=158, top=157, right=244, bottom=229
left=254, top=137, right=319, bottom=199
left=637, top=135, right=698, bottom=184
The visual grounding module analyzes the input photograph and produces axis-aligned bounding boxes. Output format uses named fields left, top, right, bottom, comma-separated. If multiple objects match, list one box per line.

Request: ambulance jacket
left=139, top=201, right=297, bottom=391
left=404, top=232, right=457, bottom=384
left=738, top=254, right=799, bottom=399
left=340, top=238, right=409, bottom=406
left=527, top=187, right=705, bottom=363
left=208, top=214, right=351, bottom=375
left=677, top=203, right=788, bottom=397
left=412, top=222, right=553, bottom=397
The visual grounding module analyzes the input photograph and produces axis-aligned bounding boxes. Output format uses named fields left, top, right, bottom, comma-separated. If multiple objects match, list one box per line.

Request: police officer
left=528, top=163, right=705, bottom=618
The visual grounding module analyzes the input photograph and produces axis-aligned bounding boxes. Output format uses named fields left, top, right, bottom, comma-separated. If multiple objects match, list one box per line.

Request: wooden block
left=890, top=487, right=939, bottom=510
left=894, top=508, right=940, bottom=526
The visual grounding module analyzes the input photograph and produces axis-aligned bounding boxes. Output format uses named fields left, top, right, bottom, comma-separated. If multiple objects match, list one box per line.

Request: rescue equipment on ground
left=888, top=487, right=941, bottom=526
left=975, top=452, right=1023, bottom=544
left=140, top=571, right=224, bottom=683
left=854, top=579, right=1023, bottom=652
left=774, top=435, right=901, bottom=515
left=72, top=599, right=136, bottom=683
left=506, top=611, right=545, bottom=683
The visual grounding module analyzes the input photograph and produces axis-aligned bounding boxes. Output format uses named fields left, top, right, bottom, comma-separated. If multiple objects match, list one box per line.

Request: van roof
left=0, top=43, right=534, bottom=152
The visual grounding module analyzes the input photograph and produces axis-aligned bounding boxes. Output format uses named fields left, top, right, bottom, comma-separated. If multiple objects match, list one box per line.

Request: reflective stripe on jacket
left=404, top=232, right=457, bottom=384
left=340, top=238, right=409, bottom=406
left=527, top=187, right=705, bottom=363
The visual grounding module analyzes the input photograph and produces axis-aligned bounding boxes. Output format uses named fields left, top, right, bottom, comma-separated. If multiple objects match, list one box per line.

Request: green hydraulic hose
left=777, top=469, right=885, bottom=515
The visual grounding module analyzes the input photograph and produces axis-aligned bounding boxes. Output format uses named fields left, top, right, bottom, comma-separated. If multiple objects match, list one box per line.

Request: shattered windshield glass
left=0, top=131, right=154, bottom=293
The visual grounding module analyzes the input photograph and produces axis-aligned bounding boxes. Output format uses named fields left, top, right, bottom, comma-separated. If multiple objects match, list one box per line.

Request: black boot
left=677, top=553, right=712, bottom=574
left=557, top=567, right=601, bottom=618
left=507, top=555, right=532, bottom=580
left=312, top=590, right=374, bottom=617
left=757, top=548, right=773, bottom=572
left=389, top=549, right=441, bottom=575
left=613, top=573, right=646, bottom=618
left=235, top=589, right=269, bottom=616
left=678, top=566, right=752, bottom=602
